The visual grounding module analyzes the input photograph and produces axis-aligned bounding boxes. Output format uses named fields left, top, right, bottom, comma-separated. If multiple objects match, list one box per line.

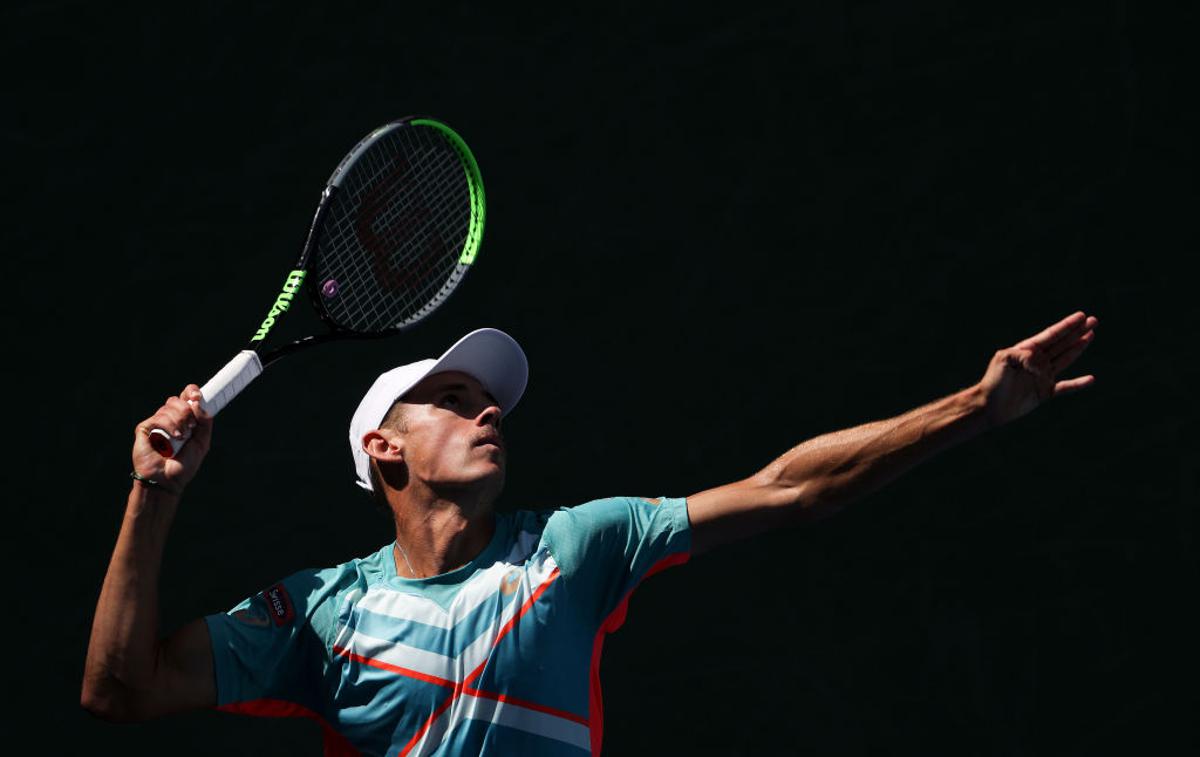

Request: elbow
left=755, top=471, right=839, bottom=522
left=789, top=476, right=851, bottom=520
left=80, top=686, right=113, bottom=721
left=781, top=476, right=846, bottom=521
left=80, top=679, right=142, bottom=723
left=80, top=685, right=122, bottom=722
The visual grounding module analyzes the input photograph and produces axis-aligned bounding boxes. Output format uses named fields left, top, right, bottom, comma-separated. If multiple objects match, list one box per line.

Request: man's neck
left=389, top=489, right=496, bottom=579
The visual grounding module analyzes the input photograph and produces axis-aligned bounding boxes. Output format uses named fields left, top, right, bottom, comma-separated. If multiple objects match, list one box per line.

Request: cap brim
left=418, top=328, right=528, bottom=416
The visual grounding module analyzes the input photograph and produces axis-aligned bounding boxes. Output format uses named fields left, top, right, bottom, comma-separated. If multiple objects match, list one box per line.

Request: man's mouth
left=474, top=434, right=503, bottom=450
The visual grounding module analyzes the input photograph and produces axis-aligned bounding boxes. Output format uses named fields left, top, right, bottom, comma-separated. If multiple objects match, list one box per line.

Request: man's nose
left=478, top=404, right=502, bottom=429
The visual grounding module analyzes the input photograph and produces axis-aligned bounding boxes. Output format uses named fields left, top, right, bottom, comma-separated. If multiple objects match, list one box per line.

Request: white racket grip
left=149, top=350, right=263, bottom=457
left=199, top=350, right=264, bottom=417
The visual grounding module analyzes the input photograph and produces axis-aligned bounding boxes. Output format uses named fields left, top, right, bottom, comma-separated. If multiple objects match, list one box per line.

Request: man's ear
left=362, top=429, right=404, bottom=463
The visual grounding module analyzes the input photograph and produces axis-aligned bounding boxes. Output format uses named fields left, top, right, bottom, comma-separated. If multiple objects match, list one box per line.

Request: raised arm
left=81, top=385, right=218, bottom=721
left=687, top=311, right=1098, bottom=554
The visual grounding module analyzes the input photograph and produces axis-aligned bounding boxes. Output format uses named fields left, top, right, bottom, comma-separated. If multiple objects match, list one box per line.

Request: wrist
left=959, top=383, right=993, bottom=430
left=129, top=471, right=183, bottom=498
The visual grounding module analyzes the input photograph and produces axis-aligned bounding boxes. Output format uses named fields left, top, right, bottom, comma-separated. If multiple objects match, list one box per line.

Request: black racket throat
left=255, top=329, right=399, bottom=368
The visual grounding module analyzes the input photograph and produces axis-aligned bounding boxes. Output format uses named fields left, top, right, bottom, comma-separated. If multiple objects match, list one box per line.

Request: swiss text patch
left=265, top=584, right=295, bottom=626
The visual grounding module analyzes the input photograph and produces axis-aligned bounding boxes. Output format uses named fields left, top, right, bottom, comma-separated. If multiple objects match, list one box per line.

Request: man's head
left=349, top=328, right=528, bottom=501
left=364, top=370, right=507, bottom=500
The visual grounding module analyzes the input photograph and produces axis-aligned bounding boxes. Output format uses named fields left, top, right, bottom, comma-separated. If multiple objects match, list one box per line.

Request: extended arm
left=688, top=311, right=1098, bottom=554
left=81, top=385, right=218, bottom=721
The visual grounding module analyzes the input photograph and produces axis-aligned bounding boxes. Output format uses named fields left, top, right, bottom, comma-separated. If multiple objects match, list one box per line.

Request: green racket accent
left=413, top=118, right=486, bottom=265
left=251, top=270, right=307, bottom=342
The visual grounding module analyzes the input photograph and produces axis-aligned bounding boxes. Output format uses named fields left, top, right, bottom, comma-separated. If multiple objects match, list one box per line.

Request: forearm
left=82, top=483, right=181, bottom=715
left=767, top=383, right=991, bottom=513
left=689, top=313, right=1097, bottom=554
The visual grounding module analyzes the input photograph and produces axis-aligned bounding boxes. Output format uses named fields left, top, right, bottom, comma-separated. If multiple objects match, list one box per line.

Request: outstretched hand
left=978, top=311, right=1098, bottom=427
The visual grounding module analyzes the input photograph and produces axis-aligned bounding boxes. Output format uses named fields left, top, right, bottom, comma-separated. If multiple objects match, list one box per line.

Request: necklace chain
left=397, top=542, right=418, bottom=578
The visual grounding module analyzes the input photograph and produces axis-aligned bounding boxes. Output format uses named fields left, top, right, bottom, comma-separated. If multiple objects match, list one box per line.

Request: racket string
left=314, top=124, right=476, bottom=333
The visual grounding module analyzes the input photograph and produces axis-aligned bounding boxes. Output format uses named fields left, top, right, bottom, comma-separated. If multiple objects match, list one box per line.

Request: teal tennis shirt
left=205, top=496, right=691, bottom=756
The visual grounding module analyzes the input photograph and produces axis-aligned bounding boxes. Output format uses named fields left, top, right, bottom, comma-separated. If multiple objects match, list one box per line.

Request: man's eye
left=441, top=394, right=459, bottom=407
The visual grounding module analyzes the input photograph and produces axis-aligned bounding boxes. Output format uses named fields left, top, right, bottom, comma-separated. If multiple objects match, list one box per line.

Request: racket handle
left=148, top=350, right=264, bottom=458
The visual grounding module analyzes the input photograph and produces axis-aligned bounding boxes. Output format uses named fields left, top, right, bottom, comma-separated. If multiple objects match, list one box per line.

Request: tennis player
left=83, top=313, right=1097, bottom=755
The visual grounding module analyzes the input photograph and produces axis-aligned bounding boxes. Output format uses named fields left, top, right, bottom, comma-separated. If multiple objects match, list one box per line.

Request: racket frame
left=148, top=116, right=485, bottom=457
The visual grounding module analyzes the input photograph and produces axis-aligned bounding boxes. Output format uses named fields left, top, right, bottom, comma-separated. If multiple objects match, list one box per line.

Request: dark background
left=7, top=2, right=1195, bottom=754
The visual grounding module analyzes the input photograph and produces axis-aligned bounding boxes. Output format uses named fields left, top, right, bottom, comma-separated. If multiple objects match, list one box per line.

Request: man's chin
left=431, top=466, right=505, bottom=500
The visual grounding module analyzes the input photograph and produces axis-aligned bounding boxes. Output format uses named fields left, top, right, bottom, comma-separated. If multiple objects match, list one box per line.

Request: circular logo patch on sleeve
left=264, top=583, right=296, bottom=626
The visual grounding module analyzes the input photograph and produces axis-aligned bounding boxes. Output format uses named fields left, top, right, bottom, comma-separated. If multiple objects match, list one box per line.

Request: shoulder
left=546, top=496, right=680, bottom=529
left=503, top=507, right=555, bottom=535
left=273, top=543, right=394, bottom=612
left=542, top=496, right=689, bottom=557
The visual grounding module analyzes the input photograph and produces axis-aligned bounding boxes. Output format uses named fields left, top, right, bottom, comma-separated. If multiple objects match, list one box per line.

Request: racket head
left=307, top=117, right=486, bottom=335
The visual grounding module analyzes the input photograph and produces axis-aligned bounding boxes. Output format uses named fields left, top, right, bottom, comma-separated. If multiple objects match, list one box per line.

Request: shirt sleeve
left=204, top=565, right=348, bottom=711
left=542, top=496, right=691, bottom=623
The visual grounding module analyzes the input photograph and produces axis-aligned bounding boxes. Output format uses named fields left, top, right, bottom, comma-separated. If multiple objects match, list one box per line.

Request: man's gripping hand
left=132, top=384, right=213, bottom=495
left=978, top=311, right=1098, bottom=428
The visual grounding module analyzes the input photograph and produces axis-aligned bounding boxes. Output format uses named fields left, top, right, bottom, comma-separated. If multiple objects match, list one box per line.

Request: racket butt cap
left=148, top=429, right=178, bottom=458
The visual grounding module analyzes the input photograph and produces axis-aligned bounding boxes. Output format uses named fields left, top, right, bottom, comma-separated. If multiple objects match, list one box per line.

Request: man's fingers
left=182, top=386, right=212, bottom=421
left=1023, top=311, right=1098, bottom=353
left=1053, top=375, right=1095, bottom=397
left=1049, top=328, right=1096, bottom=373
left=146, top=391, right=202, bottom=440
left=1027, top=311, right=1085, bottom=347
left=1018, top=311, right=1089, bottom=351
left=166, top=397, right=198, bottom=426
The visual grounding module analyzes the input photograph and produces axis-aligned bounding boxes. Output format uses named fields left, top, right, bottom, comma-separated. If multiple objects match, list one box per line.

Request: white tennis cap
left=349, top=328, right=528, bottom=492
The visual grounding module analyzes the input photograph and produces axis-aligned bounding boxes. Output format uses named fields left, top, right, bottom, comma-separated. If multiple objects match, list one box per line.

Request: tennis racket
left=149, top=116, right=486, bottom=457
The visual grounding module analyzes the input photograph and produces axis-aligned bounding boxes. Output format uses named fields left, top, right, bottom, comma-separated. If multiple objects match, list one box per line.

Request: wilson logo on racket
left=251, top=270, right=307, bottom=342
